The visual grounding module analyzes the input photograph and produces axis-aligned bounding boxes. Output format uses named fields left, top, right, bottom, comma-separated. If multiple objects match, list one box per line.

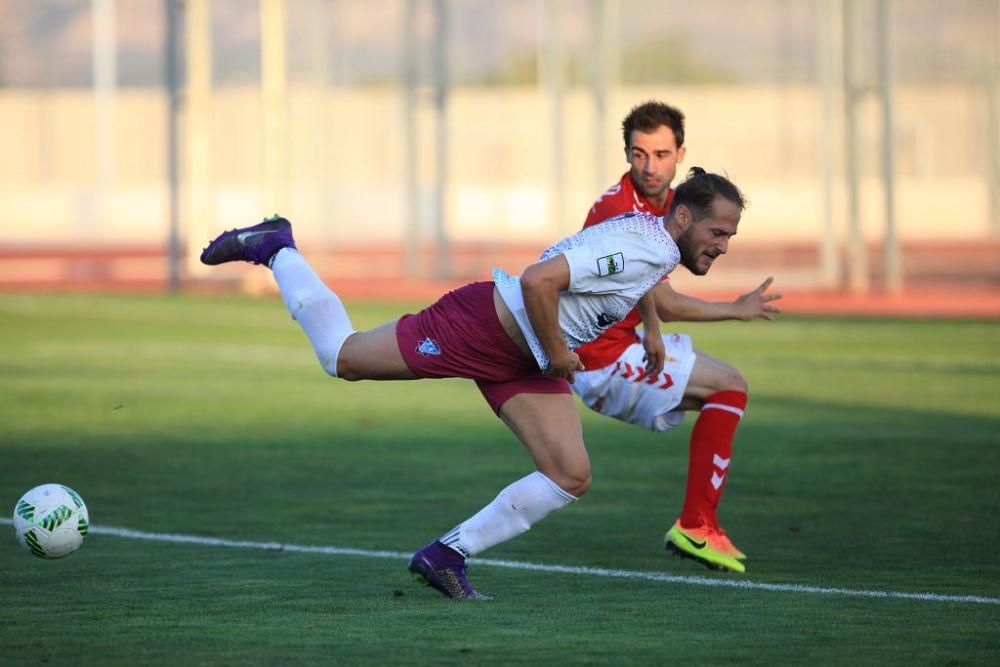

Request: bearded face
left=673, top=198, right=742, bottom=275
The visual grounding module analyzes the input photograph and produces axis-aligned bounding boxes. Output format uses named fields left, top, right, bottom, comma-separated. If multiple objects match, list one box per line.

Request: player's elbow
left=521, top=257, right=569, bottom=296
left=520, top=264, right=554, bottom=295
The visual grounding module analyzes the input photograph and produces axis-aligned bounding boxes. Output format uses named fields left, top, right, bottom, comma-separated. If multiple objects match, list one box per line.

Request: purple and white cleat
left=200, top=215, right=296, bottom=266
left=408, top=540, right=491, bottom=600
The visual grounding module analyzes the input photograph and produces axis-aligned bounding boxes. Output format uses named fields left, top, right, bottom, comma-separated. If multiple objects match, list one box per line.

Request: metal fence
left=1, top=0, right=998, bottom=293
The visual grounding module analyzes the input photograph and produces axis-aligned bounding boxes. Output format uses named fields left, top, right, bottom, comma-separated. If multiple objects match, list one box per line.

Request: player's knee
left=715, top=365, right=748, bottom=394
left=333, top=355, right=363, bottom=381
left=554, top=467, right=592, bottom=498
left=335, top=366, right=362, bottom=382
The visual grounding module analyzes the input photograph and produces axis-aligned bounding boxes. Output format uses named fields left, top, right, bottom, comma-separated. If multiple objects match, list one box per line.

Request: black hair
left=621, top=101, right=685, bottom=149
left=669, top=167, right=746, bottom=221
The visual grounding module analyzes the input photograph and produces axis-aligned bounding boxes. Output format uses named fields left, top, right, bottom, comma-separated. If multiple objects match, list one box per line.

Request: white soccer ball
left=13, top=484, right=90, bottom=559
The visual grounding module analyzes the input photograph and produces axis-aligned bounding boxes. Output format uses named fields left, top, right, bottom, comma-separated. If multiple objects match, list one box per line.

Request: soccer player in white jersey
left=575, top=102, right=782, bottom=574
left=200, top=168, right=746, bottom=599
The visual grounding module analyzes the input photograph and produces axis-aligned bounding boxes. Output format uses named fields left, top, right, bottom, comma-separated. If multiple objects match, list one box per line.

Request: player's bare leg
left=410, top=393, right=585, bottom=599
left=676, top=349, right=747, bottom=411
left=258, top=242, right=416, bottom=382
left=335, top=322, right=417, bottom=380
left=499, top=392, right=591, bottom=497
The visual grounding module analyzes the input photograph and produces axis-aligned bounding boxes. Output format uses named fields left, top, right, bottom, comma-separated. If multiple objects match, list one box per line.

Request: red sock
left=679, top=390, right=747, bottom=529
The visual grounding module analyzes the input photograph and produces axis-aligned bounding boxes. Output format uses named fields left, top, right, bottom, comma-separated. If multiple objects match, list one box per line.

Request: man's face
left=674, top=197, right=741, bottom=276
left=626, top=126, right=686, bottom=202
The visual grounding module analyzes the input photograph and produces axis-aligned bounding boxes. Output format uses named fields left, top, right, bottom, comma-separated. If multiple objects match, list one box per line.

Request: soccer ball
left=13, top=484, right=90, bottom=559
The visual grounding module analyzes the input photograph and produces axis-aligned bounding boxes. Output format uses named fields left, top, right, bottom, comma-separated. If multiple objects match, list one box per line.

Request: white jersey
left=493, top=212, right=680, bottom=370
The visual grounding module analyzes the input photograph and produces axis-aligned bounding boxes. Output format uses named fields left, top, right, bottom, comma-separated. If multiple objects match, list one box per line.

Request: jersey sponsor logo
left=416, top=337, right=442, bottom=356
left=597, top=252, right=625, bottom=277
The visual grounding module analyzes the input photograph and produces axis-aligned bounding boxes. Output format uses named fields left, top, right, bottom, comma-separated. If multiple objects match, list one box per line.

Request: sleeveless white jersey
left=493, top=212, right=680, bottom=370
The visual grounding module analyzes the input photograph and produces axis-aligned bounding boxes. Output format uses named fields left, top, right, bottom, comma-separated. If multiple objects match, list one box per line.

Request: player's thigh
left=337, top=320, right=418, bottom=380
left=572, top=334, right=695, bottom=432
left=678, top=348, right=747, bottom=409
left=498, top=392, right=591, bottom=496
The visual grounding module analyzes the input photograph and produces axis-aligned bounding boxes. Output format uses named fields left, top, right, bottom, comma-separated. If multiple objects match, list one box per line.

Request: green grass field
left=2, top=292, right=999, bottom=666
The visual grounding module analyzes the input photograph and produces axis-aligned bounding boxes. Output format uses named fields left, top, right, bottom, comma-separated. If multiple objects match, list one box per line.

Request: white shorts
left=571, top=333, right=696, bottom=432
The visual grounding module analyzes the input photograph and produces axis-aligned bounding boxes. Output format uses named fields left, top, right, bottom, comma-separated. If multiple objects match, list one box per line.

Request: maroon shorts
left=395, top=281, right=570, bottom=414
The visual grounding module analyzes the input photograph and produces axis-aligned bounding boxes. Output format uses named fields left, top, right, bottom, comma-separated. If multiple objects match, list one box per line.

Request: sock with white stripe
left=439, top=471, right=577, bottom=558
left=270, top=247, right=355, bottom=377
left=679, top=390, right=747, bottom=529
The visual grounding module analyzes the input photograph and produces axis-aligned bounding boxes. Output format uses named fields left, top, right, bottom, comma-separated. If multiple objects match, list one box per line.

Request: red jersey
left=575, top=172, right=674, bottom=370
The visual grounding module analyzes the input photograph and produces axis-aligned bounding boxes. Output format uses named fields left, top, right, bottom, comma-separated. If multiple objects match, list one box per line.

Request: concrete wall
left=2, top=84, right=996, bottom=288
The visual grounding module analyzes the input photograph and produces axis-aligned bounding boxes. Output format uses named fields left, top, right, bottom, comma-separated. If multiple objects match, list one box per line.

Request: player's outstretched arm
left=521, top=255, right=584, bottom=382
left=653, top=277, right=782, bottom=323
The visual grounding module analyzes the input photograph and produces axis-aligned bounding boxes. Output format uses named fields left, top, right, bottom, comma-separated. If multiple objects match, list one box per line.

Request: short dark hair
left=621, top=101, right=685, bottom=150
left=669, top=167, right=746, bottom=221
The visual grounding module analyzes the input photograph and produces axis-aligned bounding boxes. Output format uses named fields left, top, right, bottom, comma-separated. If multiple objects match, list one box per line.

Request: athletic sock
left=439, top=471, right=577, bottom=558
left=270, top=247, right=355, bottom=377
left=679, top=390, right=747, bottom=530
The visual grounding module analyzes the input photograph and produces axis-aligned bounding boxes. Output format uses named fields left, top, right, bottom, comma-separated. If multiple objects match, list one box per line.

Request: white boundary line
left=4, top=518, right=998, bottom=606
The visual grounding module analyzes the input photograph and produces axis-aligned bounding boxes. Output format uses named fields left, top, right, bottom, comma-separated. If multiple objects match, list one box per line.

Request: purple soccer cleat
left=200, top=215, right=296, bottom=266
left=408, top=540, right=491, bottom=600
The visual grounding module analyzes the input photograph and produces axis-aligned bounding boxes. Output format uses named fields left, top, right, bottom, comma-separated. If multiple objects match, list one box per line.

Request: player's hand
left=546, top=350, right=585, bottom=384
left=734, top=276, right=783, bottom=321
left=641, top=331, right=665, bottom=378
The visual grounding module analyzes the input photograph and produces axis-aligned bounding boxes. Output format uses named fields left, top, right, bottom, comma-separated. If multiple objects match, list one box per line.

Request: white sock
left=270, top=248, right=355, bottom=377
left=439, top=471, right=577, bottom=557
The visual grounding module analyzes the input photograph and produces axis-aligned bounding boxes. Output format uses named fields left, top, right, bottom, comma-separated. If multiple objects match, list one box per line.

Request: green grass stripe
left=2, top=295, right=998, bottom=665
left=30, top=519, right=997, bottom=607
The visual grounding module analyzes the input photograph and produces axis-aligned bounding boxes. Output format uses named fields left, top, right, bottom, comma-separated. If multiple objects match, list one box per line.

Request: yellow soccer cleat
left=709, top=525, right=747, bottom=560
left=665, top=521, right=746, bottom=573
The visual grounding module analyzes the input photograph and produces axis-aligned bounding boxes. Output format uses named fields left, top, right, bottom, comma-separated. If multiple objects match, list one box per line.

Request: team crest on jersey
left=597, top=252, right=625, bottom=277
left=416, top=337, right=442, bottom=356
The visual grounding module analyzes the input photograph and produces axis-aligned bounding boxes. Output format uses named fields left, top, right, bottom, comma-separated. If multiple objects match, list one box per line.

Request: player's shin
left=270, top=247, right=356, bottom=377
left=439, top=471, right=577, bottom=557
left=680, top=390, right=747, bottom=528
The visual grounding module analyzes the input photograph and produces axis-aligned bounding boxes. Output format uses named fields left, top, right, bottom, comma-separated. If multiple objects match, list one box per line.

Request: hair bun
left=688, top=166, right=707, bottom=177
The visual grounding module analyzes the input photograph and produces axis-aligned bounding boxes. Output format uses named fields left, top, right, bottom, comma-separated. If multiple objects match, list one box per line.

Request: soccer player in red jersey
left=573, top=101, right=782, bottom=573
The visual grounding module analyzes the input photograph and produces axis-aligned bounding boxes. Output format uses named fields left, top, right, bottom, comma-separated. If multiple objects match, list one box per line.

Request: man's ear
left=673, top=203, right=692, bottom=231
